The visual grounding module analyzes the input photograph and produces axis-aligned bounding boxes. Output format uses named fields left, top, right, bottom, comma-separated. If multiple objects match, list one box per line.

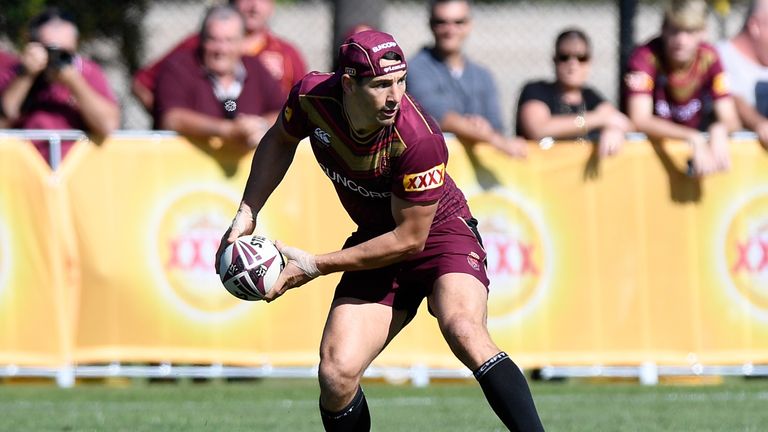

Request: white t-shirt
left=716, top=39, right=768, bottom=115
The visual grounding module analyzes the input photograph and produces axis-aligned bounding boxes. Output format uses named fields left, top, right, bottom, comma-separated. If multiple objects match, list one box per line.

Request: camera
left=45, top=45, right=74, bottom=70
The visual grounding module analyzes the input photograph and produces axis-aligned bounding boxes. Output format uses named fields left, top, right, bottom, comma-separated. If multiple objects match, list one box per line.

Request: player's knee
left=441, top=315, right=486, bottom=349
left=318, top=357, right=363, bottom=395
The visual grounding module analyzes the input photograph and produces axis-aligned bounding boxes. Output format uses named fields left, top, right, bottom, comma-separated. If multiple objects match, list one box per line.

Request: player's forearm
left=315, top=230, right=425, bottom=274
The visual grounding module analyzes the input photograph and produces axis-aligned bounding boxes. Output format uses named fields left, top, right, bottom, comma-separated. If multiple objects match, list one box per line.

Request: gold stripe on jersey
left=299, top=94, right=406, bottom=173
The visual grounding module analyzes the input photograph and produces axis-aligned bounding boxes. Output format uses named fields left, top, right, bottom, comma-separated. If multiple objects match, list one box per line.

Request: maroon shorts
left=334, top=216, right=490, bottom=320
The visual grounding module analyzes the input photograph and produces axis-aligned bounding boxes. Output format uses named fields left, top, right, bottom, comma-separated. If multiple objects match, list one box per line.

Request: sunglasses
left=555, top=53, right=590, bottom=63
left=430, top=17, right=469, bottom=26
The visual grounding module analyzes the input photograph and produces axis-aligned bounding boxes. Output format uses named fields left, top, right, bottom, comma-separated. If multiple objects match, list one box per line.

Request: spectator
left=0, top=8, right=120, bottom=164
left=516, top=29, right=632, bottom=157
left=407, top=0, right=527, bottom=158
left=623, top=0, right=740, bottom=177
left=716, top=0, right=768, bottom=148
left=133, top=0, right=306, bottom=113
left=0, top=49, right=17, bottom=128
left=153, top=5, right=283, bottom=150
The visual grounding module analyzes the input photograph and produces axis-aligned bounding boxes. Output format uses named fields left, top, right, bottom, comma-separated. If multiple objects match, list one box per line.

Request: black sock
left=474, top=352, right=545, bottom=431
left=319, top=386, right=371, bottom=432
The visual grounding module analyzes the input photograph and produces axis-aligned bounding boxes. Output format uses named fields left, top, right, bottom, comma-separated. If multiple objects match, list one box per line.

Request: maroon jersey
left=624, top=37, right=730, bottom=129
left=280, top=72, right=471, bottom=233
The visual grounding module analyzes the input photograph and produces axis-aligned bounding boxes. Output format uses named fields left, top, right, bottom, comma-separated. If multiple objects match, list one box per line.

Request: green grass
left=1, top=378, right=767, bottom=431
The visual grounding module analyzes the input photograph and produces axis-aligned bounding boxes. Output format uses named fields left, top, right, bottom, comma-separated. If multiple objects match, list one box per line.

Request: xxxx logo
left=468, top=188, right=552, bottom=326
left=719, top=190, right=768, bottom=321
left=149, top=184, right=269, bottom=321
left=403, top=163, right=445, bottom=192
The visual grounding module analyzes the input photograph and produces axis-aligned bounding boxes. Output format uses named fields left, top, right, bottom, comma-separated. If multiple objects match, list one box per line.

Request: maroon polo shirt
left=153, top=48, right=284, bottom=128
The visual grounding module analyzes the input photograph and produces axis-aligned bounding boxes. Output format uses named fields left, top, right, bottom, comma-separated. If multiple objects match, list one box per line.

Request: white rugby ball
left=219, top=235, right=285, bottom=301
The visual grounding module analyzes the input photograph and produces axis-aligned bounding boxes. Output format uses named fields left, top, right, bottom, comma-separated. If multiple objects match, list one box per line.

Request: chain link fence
left=10, top=0, right=750, bottom=132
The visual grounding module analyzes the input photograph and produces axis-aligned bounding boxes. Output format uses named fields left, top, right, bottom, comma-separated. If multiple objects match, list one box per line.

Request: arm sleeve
left=707, top=56, right=731, bottom=100
left=392, top=134, right=448, bottom=203
left=624, top=46, right=657, bottom=96
left=278, top=79, right=310, bottom=140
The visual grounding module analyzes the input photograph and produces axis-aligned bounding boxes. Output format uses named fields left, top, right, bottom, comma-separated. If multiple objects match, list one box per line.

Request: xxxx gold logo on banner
left=717, top=188, right=768, bottom=322
left=148, top=184, right=271, bottom=321
left=467, top=188, right=553, bottom=326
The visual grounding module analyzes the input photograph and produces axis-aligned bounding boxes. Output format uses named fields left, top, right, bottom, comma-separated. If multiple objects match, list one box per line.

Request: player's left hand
left=263, top=242, right=321, bottom=302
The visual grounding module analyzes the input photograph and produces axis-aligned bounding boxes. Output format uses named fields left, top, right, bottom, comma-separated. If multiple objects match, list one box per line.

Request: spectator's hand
left=755, top=119, right=768, bottom=150
left=491, top=135, right=528, bottom=159
left=214, top=203, right=256, bottom=274
left=606, top=111, right=633, bottom=132
left=19, top=42, right=47, bottom=77
left=51, top=63, right=80, bottom=87
left=232, top=115, right=269, bottom=149
left=598, top=127, right=625, bottom=157
left=465, top=115, right=495, bottom=136
left=688, top=133, right=717, bottom=177
left=263, top=241, right=319, bottom=302
left=708, top=122, right=731, bottom=172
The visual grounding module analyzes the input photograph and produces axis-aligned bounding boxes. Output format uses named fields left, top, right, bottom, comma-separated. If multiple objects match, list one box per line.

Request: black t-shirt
left=515, top=80, right=605, bottom=138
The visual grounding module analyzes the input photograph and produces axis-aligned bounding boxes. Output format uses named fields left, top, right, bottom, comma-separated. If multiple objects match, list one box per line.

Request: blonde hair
left=663, top=0, right=709, bottom=30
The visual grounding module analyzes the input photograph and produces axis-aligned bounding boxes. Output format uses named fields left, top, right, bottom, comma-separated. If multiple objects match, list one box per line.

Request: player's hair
left=27, top=7, right=78, bottom=43
left=662, top=0, right=708, bottom=31
left=554, top=28, right=591, bottom=56
left=199, top=4, right=246, bottom=41
left=428, top=0, right=473, bottom=18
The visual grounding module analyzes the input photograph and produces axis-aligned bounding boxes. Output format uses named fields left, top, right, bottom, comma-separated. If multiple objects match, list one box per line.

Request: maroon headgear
left=336, top=30, right=407, bottom=78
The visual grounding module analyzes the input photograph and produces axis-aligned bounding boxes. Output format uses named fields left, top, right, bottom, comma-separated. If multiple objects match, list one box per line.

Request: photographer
left=0, top=8, right=119, bottom=164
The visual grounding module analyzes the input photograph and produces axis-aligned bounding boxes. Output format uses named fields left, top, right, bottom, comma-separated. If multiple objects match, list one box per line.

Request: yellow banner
left=3, top=134, right=768, bottom=370
left=0, top=139, right=76, bottom=366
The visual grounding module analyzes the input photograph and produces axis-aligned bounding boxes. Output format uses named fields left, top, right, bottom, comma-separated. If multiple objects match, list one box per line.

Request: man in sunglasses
left=153, top=5, right=283, bottom=151
left=407, top=0, right=527, bottom=158
left=623, top=0, right=740, bottom=177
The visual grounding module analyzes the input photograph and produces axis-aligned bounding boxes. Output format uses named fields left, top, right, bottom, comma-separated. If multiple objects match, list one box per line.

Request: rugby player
left=216, top=30, right=544, bottom=431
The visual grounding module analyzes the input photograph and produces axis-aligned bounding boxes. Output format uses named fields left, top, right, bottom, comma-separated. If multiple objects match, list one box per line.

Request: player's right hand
left=214, top=202, right=256, bottom=274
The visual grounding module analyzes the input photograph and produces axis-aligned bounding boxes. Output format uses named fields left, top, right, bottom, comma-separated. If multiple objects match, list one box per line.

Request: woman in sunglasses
left=516, top=28, right=632, bottom=156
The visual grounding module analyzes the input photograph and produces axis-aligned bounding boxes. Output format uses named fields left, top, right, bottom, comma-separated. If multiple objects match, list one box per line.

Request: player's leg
left=318, top=296, right=409, bottom=432
left=429, top=273, right=544, bottom=432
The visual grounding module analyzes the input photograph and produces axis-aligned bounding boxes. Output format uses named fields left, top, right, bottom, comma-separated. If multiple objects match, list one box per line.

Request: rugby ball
left=219, top=235, right=285, bottom=301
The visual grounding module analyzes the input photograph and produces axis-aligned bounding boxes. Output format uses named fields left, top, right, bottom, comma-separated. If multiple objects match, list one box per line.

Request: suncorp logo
left=318, top=162, right=391, bottom=199
left=0, top=218, right=10, bottom=300
left=467, top=187, right=552, bottom=326
left=371, top=41, right=397, bottom=53
left=717, top=188, right=768, bottom=322
left=148, top=184, right=272, bottom=321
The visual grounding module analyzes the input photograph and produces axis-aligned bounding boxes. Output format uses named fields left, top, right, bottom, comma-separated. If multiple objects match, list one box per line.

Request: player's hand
left=263, top=242, right=320, bottom=302
left=214, top=203, right=256, bottom=274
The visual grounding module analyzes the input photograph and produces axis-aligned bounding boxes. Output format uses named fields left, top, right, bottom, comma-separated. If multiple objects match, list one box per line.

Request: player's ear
left=341, top=74, right=356, bottom=94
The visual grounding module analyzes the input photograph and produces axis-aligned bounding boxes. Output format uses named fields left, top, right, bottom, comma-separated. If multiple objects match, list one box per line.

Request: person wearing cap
left=716, top=0, right=768, bottom=149
left=216, top=30, right=545, bottom=432
left=407, top=0, right=527, bottom=159
left=623, top=0, right=740, bottom=177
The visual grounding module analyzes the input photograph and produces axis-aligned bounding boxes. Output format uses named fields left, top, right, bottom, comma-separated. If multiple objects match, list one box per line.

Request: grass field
left=1, top=377, right=767, bottom=431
